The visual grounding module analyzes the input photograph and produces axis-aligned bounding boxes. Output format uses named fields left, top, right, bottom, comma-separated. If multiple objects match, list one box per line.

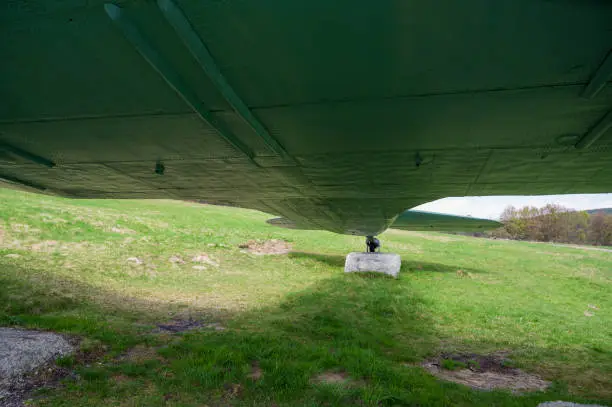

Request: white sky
left=414, top=194, right=612, bottom=220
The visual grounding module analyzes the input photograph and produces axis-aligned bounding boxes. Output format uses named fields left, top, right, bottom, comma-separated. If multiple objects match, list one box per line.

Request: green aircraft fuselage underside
left=1, top=0, right=612, bottom=236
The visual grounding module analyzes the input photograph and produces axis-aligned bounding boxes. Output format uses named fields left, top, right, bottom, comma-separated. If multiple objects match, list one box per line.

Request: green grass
left=1, top=188, right=611, bottom=406
left=440, top=359, right=468, bottom=372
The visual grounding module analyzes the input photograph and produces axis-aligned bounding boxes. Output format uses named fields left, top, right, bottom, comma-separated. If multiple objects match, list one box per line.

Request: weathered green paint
left=575, top=110, right=612, bottom=150
left=0, top=174, right=49, bottom=194
left=0, top=143, right=56, bottom=168
left=582, top=50, right=612, bottom=99
left=104, top=3, right=257, bottom=162
left=157, top=0, right=291, bottom=160
left=1, top=1, right=612, bottom=236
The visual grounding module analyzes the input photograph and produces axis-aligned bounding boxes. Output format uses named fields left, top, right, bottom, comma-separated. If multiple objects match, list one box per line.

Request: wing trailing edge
left=266, top=217, right=319, bottom=230
left=390, top=210, right=502, bottom=232
left=267, top=210, right=501, bottom=234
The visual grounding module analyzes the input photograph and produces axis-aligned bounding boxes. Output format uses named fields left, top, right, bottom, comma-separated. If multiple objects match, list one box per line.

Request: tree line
left=484, top=204, right=612, bottom=246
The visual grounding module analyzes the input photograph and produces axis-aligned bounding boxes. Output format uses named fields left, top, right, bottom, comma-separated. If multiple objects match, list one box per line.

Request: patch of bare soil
left=222, top=383, right=243, bottom=400
left=0, top=333, right=104, bottom=407
left=312, top=370, right=352, bottom=385
left=10, top=224, right=40, bottom=234
left=422, top=353, right=550, bottom=393
left=126, top=257, right=144, bottom=265
left=0, top=361, right=75, bottom=407
left=238, top=239, right=292, bottom=255
left=156, top=319, right=204, bottom=333
left=111, top=374, right=130, bottom=384
left=247, top=362, right=262, bottom=381
left=155, top=319, right=225, bottom=334
left=456, top=269, right=474, bottom=278
left=168, top=255, right=186, bottom=264
left=23, top=240, right=93, bottom=254
left=109, top=226, right=136, bottom=235
left=29, top=240, right=59, bottom=252
left=191, top=253, right=219, bottom=267
left=118, top=345, right=164, bottom=364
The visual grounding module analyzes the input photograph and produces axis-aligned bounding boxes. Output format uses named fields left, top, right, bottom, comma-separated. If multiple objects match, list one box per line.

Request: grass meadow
left=1, top=188, right=610, bottom=406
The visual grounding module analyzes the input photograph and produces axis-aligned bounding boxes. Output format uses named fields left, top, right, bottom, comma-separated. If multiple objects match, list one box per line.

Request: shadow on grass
left=289, top=251, right=487, bottom=275
left=288, top=251, right=346, bottom=267
left=0, top=262, right=230, bottom=351
left=153, top=274, right=575, bottom=406
left=400, top=260, right=487, bottom=275
left=150, top=274, right=445, bottom=406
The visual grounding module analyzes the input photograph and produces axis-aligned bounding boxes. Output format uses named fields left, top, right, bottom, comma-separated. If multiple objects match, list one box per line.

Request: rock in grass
left=344, top=252, right=401, bottom=278
left=169, top=255, right=186, bottom=264
left=191, top=254, right=218, bottom=267
left=126, top=257, right=143, bottom=265
left=238, top=240, right=291, bottom=255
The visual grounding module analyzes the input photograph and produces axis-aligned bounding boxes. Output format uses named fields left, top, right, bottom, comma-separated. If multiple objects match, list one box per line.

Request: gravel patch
left=0, top=328, right=74, bottom=406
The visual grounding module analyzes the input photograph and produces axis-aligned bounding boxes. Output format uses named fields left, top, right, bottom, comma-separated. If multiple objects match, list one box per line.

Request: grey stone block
left=344, top=252, right=401, bottom=278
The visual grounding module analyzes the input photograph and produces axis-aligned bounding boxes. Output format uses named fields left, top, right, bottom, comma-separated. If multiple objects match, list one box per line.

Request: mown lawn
left=1, top=188, right=610, bottom=406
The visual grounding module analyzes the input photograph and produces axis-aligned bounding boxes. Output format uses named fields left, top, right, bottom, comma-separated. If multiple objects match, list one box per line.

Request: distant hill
left=586, top=208, right=612, bottom=215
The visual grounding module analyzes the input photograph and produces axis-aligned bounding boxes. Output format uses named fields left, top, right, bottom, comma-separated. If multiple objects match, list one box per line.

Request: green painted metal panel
left=1, top=0, right=612, bottom=236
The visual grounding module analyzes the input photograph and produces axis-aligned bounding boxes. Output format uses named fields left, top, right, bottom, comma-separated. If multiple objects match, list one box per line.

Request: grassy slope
left=0, top=188, right=610, bottom=406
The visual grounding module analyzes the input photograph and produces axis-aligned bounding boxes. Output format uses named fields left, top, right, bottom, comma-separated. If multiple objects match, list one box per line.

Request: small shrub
left=2, top=315, right=25, bottom=325
left=56, top=355, right=76, bottom=368
left=500, top=359, right=517, bottom=369
left=79, top=338, right=104, bottom=353
left=80, top=367, right=108, bottom=381
left=440, top=359, right=467, bottom=371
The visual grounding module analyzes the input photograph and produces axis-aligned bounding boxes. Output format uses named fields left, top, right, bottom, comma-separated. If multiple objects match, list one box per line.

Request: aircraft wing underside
left=1, top=0, right=612, bottom=235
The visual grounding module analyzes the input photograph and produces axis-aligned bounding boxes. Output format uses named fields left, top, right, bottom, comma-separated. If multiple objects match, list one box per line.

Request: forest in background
left=477, top=205, right=612, bottom=246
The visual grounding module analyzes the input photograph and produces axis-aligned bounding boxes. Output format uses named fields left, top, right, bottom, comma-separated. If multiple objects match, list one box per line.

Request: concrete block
left=344, top=252, right=401, bottom=278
